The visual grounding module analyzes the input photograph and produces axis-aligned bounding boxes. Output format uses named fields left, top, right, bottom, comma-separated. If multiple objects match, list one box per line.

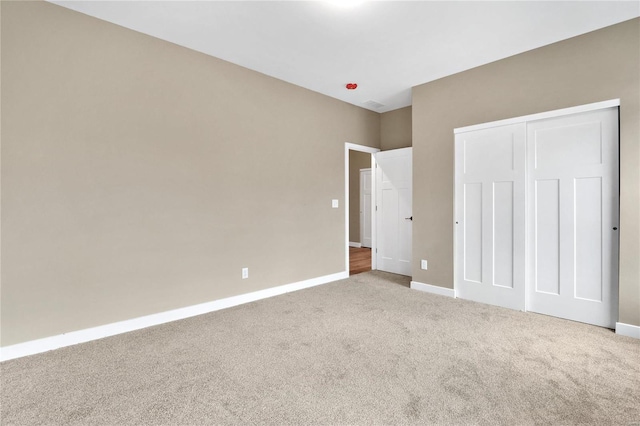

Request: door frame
left=345, top=143, right=380, bottom=273
left=453, top=99, right=620, bottom=316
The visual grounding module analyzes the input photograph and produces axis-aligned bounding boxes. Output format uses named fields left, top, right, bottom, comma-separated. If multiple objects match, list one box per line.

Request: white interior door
left=360, top=169, right=372, bottom=248
left=527, top=107, right=619, bottom=328
left=375, top=148, right=412, bottom=276
left=455, top=124, right=526, bottom=310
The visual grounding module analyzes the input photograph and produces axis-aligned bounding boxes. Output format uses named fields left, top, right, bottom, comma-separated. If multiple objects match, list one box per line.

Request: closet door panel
left=534, top=178, right=561, bottom=295
left=493, top=181, right=514, bottom=289
left=463, top=183, right=483, bottom=283
left=527, top=107, right=618, bottom=328
left=574, top=177, right=603, bottom=302
left=455, top=123, right=526, bottom=311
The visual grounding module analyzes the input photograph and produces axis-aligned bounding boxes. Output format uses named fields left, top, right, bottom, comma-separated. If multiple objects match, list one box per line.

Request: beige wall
left=348, top=151, right=371, bottom=243
left=413, top=18, right=640, bottom=326
left=0, top=1, right=380, bottom=346
left=380, top=106, right=412, bottom=150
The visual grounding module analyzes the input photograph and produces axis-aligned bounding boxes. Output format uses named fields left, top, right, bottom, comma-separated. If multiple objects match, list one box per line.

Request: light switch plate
left=421, top=260, right=428, bottom=270
left=332, top=199, right=339, bottom=208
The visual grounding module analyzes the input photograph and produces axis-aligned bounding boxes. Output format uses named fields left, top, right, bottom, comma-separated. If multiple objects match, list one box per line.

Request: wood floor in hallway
left=349, top=247, right=371, bottom=275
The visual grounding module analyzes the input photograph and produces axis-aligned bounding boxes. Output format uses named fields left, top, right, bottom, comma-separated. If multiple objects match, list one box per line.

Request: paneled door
left=375, top=148, right=412, bottom=276
left=455, top=124, right=527, bottom=310
left=527, top=107, right=619, bottom=328
left=360, top=169, right=372, bottom=248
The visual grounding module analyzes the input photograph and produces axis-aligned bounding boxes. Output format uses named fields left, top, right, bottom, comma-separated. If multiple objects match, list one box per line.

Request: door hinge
left=375, top=205, right=378, bottom=211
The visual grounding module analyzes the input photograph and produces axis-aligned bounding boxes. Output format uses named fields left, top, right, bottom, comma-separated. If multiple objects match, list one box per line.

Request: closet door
left=527, top=107, right=619, bottom=328
left=455, top=124, right=526, bottom=310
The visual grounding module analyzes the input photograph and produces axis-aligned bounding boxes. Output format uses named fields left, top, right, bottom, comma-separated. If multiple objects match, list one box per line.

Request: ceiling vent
left=363, top=100, right=384, bottom=109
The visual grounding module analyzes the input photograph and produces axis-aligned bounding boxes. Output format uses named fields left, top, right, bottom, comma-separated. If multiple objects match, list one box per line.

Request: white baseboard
left=410, top=281, right=456, bottom=298
left=349, top=242, right=362, bottom=248
left=0, top=271, right=349, bottom=362
left=615, top=322, right=640, bottom=339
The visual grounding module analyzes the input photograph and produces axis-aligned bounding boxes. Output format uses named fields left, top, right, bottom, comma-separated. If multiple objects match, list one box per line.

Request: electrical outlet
left=242, top=267, right=249, bottom=279
left=332, top=199, right=339, bottom=208
left=421, top=260, right=428, bottom=270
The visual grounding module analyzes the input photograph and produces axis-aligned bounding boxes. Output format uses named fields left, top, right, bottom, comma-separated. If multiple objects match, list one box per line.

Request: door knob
left=405, top=216, right=413, bottom=221
left=613, top=227, right=618, bottom=230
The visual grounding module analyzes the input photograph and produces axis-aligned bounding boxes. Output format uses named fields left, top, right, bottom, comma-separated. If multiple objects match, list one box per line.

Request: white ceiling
left=50, top=1, right=640, bottom=113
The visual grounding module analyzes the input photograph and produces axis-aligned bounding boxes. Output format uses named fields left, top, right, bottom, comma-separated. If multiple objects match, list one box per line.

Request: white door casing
left=360, top=169, right=372, bottom=248
left=527, top=107, right=619, bottom=328
left=375, top=148, right=412, bottom=276
left=455, top=124, right=527, bottom=311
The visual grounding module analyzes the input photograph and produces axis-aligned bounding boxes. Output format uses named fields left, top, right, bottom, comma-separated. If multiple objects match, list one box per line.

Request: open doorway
left=345, top=143, right=379, bottom=276
left=349, top=151, right=372, bottom=274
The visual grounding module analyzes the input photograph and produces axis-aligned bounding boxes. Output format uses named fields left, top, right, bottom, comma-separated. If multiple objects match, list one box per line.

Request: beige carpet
left=1, top=271, right=639, bottom=425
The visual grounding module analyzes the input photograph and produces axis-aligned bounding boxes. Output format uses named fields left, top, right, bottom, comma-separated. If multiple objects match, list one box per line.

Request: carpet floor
left=1, top=271, right=639, bottom=425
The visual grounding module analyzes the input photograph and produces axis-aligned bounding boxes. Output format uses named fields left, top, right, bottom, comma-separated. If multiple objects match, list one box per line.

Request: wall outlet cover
left=421, top=260, right=428, bottom=270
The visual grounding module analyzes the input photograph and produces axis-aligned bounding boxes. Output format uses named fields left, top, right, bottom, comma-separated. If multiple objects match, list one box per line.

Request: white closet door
left=375, top=148, right=412, bottom=276
left=455, top=124, right=526, bottom=310
left=527, top=107, right=619, bottom=328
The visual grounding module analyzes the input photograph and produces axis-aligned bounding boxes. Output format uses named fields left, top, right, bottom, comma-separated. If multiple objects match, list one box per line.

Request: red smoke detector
left=346, top=83, right=358, bottom=90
